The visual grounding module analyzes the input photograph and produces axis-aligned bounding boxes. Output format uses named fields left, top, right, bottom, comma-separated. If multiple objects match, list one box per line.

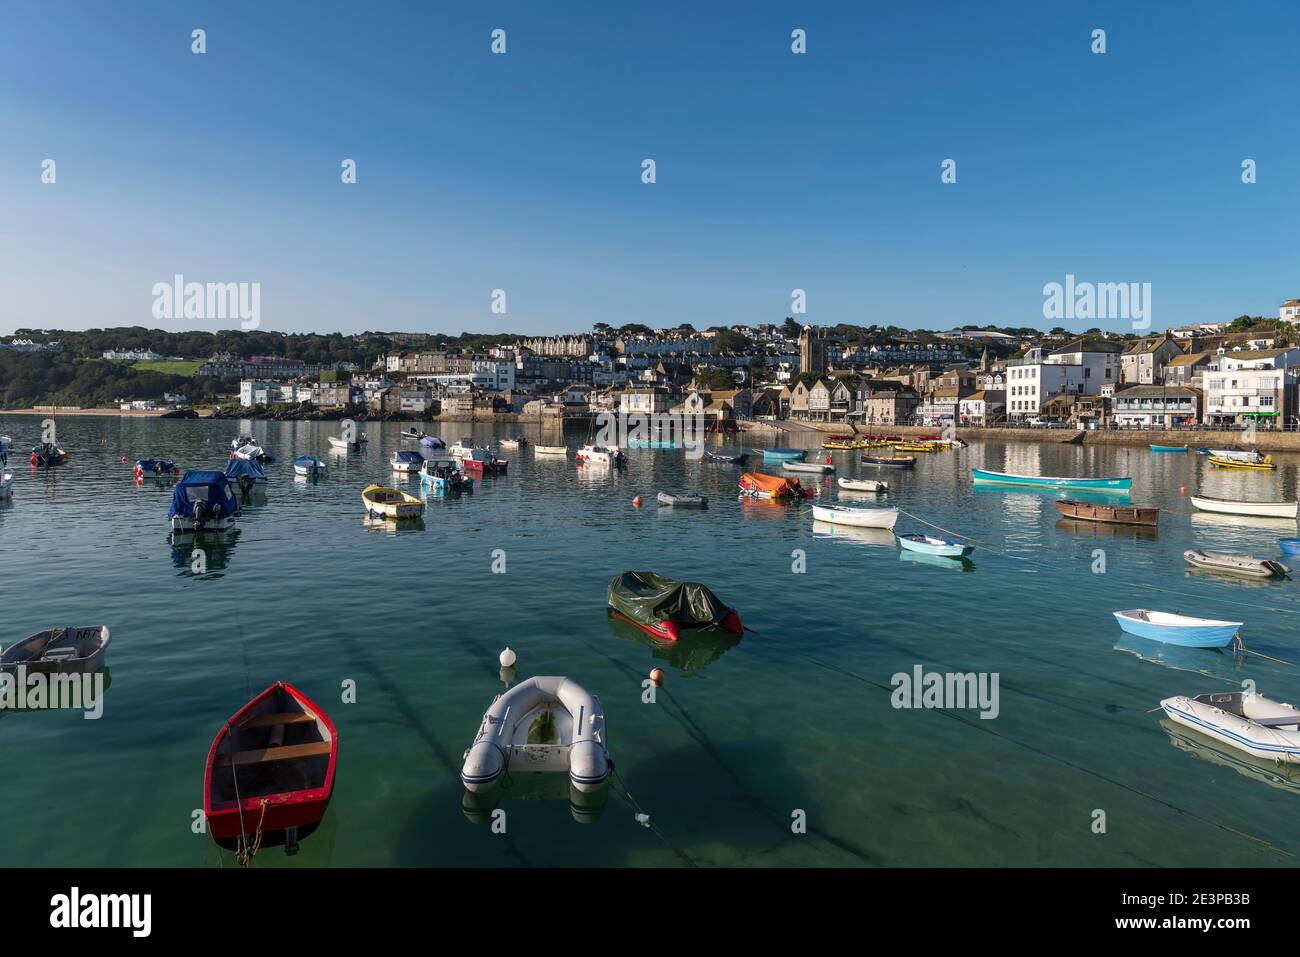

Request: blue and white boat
left=896, top=533, right=975, bottom=558
left=419, top=435, right=446, bottom=451
left=169, top=470, right=241, bottom=532
left=1149, top=444, right=1187, bottom=453
left=223, top=456, right=268, bottom=492
left=1112, top=609, right=1242, bottom=648
left=763, top=448, right=807, bottom=462
left=971, top=468, right=1132, bottom=491
left=293, top=455, right=327, bottom=477
left=420, top=458, right=472, bottom=494
left=1162, top=691, right=1300, bottom=764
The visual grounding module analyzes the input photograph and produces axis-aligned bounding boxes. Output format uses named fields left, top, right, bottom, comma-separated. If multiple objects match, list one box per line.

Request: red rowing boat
left=204, top=682, right=338, bottom=855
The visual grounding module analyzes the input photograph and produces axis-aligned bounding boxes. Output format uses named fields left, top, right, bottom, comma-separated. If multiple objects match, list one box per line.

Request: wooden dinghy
left=1054, top=499, right=1158, bottom=527
left=204, top=682, right=338, bottom=855
left=1162, top=690, right=1300, bottom=764
left=1183, top=550, right=1289, bottom=579
left=361, top=483, right=424, bottom=520
left=0, top=625, right=110, bottom=674
left=782, top=460, right=834, bottom=474
left=533, top=445, right=568, bottom=456
left=861, top=454, right=916, bottom=469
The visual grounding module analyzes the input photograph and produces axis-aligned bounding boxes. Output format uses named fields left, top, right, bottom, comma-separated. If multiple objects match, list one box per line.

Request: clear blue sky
left=1, top=1, right=1296, bottom=337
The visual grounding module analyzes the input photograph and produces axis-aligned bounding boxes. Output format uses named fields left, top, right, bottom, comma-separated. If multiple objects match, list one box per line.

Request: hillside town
left=5, top=300, right=1300, bottom=430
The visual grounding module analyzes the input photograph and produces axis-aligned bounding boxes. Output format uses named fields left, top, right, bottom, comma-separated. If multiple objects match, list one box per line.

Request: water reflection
left=607, top=615, right=739, bottom=673
left=1161, top=718, right=1300, bottom=798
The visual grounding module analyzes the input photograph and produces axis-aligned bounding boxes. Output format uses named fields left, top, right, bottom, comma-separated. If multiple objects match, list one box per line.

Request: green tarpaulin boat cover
left=607, top=571, right=732, bottom=628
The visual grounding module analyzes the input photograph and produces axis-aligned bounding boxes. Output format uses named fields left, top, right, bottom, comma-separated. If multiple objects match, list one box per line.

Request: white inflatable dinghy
left=461, top=676, right=610, bottom=793
left=1162, top=690, right=1300, bottom=763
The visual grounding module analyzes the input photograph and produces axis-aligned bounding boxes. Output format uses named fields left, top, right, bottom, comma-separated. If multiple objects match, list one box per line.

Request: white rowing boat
left=810, top=503, right=899, bottom=529
left=837, top=477, right=888, bottom=493
left=1189, top=494, right=1298, bottom=520
left=783, top=460, right=834, bottom=475
left=534, top=445, right=568, bottom=456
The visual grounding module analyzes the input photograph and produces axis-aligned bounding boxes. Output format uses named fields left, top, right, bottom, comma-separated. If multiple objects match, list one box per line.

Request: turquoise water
left=4, top=415, right=1300, bottom=867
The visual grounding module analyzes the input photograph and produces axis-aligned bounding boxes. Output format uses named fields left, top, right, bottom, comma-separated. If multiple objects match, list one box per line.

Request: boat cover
left=169, top=471, right=240, bottom=519
left=607, top=571, right=733, bottom=629
left=223, top=457, right=267, bottom=481
left=393, top=450, right=424, bottom=465
left=739, top=471, right=804, bottom=497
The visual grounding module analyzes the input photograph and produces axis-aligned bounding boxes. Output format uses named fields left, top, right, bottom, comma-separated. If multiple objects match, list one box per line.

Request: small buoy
left=649, top=667, right=664, bottom=686
left=120, top=456, right=127, bottom=463
left=499, top=647, right=516, bottom=667
left=632, top=496, right=642, bottom=507
left=1179, top=486, right=1187, bottom=494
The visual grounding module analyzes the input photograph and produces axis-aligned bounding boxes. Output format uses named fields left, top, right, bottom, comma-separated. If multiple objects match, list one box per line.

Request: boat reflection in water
left=1160, top=718, right=1300, bottom=798
left=736, top=496, right=802, bottom=521
left=361, top=514, right=425, bottom=535
left=204, top=803, right=338, bottom=867
left=1054, top=518, right=1158, bottom=541
left=170, top=531, right=241, bottom=576
left=898, top=550, right=975, bottom=572
left=1113, top=633, right=1245, bottom=682
left=1191, top=512, right=1298, bottom=532
left=0, top=667, right=112, bottom=720
left=810, top=521, right=895, bottom=547
left=462, top=775, right=609, bottom=826
left=606, top=615, right=738, bottom=674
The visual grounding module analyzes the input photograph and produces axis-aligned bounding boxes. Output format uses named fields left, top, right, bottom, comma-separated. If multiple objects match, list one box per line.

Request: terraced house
left=1203, top=348, right=1300, bottom=428
left=1120, top=331, right=1183, bottom=384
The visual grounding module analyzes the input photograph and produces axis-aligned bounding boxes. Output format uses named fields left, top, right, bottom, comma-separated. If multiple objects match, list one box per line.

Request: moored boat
left=292, top=455, right=327, bottom=477
left=328, top=433, right=366, bottom=451
left=1183, top=550, right=1288, bottom=579
left=1279, top=538, right=1300, bottom=556
left=0, top=625, right=110, bottom=674
left=400, top=428, right=424, bottom=441
left=704, top=451, right=749, bottom=465
left=810, top=503, right=899, bottom=529
left=224, top=456, right=268, bottom=495
left=0, top=471, right=12, bottom=498
left=606, top=571, right=743, bottom=642
left=30, top=443, right=68, bottom=467
left=1162, top=691, right=1300, bottom=764
left=134, top=458, right=177, bottom=479
left=419, top=435, right=446, bottom=451
left=971, top=468, right=1131, bottom=491
left=762, top=448, right=807, bottom=462
left=739, top=471, right=809, bottom=499
left=861, top=454, right=915, bottom=469
left=782, top=460, right=834, bottom=474
left=461, top=676, right=610, bottom=794
left=1112, top=609, right=1242, bottom=648
left=204, top=681, right=338, bottom=854
left=1150, top=444, right=1188, bottom=453
left=419, top=458, right=473, bottom=494
left=498, top=436, right=527, bottom=450
left=169, top=470, right=241, bottom=531
left=390, top=450, right=425, bottom=473
left=534, top=445, right=568, bottom=456
left=656, top=492, right=707, bottom=508
left=1209, top=454, right=1276, bottom=471
left=1189, top=494, right=1297, bottom=520
left=1054, top=499, right=1158, bottom=526
left=896, top=533, right=974, bottom=558
left=1208, top=448, right=1265, bottom=463
left=459, top=447, right=508, bottom=474
left=361, top=483, right=424, bottom=520
left=576, top=445, right=624, bottom=466
left=837, top=477, right=888, bottom=493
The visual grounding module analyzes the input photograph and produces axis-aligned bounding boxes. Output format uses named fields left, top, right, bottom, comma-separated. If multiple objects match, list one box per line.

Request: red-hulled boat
left=606, top=571, right=744, bottom=643
left=204, top=682, right=338, bottom=856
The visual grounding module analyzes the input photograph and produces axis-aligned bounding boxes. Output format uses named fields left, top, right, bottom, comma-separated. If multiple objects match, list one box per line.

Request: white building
left=1004, top=339, right=1121, bottom=419
left=1203, top=348, right=1300, bottom=427
left=1112, top=385, right=1201, bottom=428
left=1280, top=299, right=1300, bottom=324
left=240, top=379, right=305, bottom=406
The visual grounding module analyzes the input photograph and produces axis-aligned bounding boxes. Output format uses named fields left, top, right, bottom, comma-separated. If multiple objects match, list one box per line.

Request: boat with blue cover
left=224, top=456, right=268, bottom=494
left=293, top=455, right=327, bottom=477
left=1280, top=538, right=1300, bottom=556
left=169, top=470, right=241, bottom=532
left=391, top=450, right=424, bottom=473
left=762, top=448, right=807, bottom=462
left=134, top=458, right=176, bottom=479
left=971, top=468, right=1131, bottom=491
left=1112, top=609, right=1242, bottom=648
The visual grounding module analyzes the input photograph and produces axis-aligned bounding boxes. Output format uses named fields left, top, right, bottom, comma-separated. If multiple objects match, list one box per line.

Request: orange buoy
left=649, top=668, right=664, bottom=686
left=1179, top=486, right=1187, bottom=494
left=633, top=496, right=642, bottom=507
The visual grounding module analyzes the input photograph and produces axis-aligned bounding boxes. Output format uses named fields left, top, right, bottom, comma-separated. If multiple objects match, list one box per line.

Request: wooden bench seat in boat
left=237, top=711, right=316, bottom=731
left=215, top=740, right=331, bottom=768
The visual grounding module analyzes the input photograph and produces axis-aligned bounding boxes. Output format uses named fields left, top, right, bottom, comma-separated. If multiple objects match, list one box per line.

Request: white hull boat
left=1207, top=449, right=1265, bottom=463
left=534, top=445, right=568, bottom=456
left=0, top=471, right=12, bottom=498
left=783, top=460, right=834, bottom=474
left=810, top=503, right=899, bottom=529
left=657, top=492, right=707, bottom=508
left=1189, top=494, right=1298, bottom=520
left=576, top=445, right=625, bottom=466
left=461, top=676, right=610, bottom=794
left=1162, top=691, right=1300, bottom=764
left=328, top=435, right=365, bottom=451
left=837, top=477, right=888, bottom=493
left=232, top=444, right=264, bottom=461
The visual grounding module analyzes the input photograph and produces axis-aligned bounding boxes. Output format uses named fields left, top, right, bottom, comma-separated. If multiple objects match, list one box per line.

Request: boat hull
left=810, top=504, right=899, bottom=529
left=897, top=535, right=973, bottom=558
left=1113, top=612, right=1240, bottom=648
left=972, top=468, right=1131, bottom=491
left=762, top=449, right=807, bottom=462
left=1054, top=499, right=1158, bottom=526
left=1162, top=694, right=1300, bottom=764
left=1189, top=495, right=1298, bottom=519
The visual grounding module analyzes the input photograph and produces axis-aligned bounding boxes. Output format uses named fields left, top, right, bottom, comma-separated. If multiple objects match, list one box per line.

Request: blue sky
left=1, top=1, right=1296, bottom=337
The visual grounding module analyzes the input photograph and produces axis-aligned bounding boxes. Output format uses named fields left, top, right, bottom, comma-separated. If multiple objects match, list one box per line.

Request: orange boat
left=739, top=471, right=810, bottom=500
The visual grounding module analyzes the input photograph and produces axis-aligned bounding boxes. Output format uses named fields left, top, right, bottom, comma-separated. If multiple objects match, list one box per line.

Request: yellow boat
left=1208, top=454, right=1275, bottom=471
left=820, top=442, right=859, bottom=451
left=893, top=442, right=943, bottom=453
left=361, top=483, right=425, bottom=519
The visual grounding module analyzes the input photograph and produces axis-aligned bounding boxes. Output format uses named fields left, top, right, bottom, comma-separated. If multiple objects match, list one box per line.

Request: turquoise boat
left=896, top=533, right=974, bottom=558
left=1150, top=444, right=1187, bottom=453
left=971, top=468, right=1131, bottom=491
left=628, top=438, right=682, bottom=449
left=763, top=448, right=807, bottom=462
left=1113, top=610, right=1242, bottom=649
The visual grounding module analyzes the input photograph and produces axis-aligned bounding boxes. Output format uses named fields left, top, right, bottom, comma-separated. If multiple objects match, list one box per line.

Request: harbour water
left=4, top=414, right=1300, bottom=867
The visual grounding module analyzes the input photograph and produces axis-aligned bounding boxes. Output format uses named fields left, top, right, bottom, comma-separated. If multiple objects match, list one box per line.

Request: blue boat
left=1150, top=444, right=1187, bottom=453
left=971, top=468, right=1131, bottom=491
left=169, top=470, right=240, bottom=531
left=763, top=448, right=807, bottom=462
left=135, top=458, right=175, bottom=477
left=224, top=456, right=268, bottom=491
left=420, top=458, right=472, bottom=494
left=1112, top=609, right=1242, bottom=648
left=293, top=454, right=327, bottom=477
left=628, top=438, right=683, bottom=449
left=896, top=533, right=975, bottom=558
left=1280, top=538, right=1300, bottom=556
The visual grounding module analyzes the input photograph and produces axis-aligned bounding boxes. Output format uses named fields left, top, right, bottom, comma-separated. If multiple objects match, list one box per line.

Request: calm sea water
left=4, top=415, right=1300, bottom=867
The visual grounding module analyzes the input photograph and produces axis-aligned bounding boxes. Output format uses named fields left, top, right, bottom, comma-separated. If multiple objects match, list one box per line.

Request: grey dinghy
left=0, top=626, right=110, bottom=674
left=1183, top=550, right=1289, bottom=579
left=657, top=492, right=708, bottom=508
left=461, top=676, right=610, bottom=793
